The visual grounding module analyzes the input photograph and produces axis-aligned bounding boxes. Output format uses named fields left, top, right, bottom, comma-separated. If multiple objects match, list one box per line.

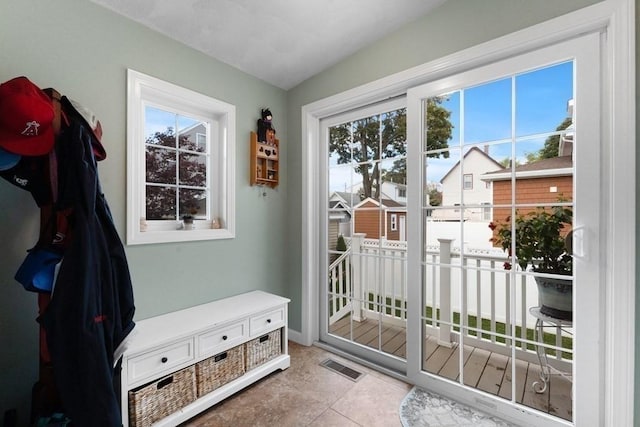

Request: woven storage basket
left=128, top=365, right=196, bottom=427
left=245, top=329, right=281, bottom=371
left=196, top=345, right=245, bottom=397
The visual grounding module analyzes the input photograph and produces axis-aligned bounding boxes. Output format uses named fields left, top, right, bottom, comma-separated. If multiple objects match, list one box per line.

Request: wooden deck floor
left=329, top=316, right=572, bottom=421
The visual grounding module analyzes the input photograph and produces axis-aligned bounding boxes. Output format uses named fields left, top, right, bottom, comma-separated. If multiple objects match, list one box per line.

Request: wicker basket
left=128, top=365, right=196, bottom=427
left=196, top=345, right=245, bottom=397
left=245, top=329, right=281, bottom=371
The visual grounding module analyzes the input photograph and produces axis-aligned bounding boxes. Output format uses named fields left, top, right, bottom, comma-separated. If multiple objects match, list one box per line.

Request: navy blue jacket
left=39, top=107, right=135, bottom=426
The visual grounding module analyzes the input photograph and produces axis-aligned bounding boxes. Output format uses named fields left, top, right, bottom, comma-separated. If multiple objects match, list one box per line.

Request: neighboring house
left=482, top=155, right=573, bottom=230
left=178, top=122, right=207, bottom=151
left=380, top=181, right=407, bottom=204
left=347, top=180, right=405, bottom=204
left=433, top=147, right=504, bottom=221
left=328, top=192, right=358, bottom=251
left=353, top=197, right=407, bottom=240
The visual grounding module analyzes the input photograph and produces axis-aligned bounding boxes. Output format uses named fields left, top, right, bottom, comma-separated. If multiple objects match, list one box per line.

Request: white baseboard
left=287, top=328, right=304, bottom=344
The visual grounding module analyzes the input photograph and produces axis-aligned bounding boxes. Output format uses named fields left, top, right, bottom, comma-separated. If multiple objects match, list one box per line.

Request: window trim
left=126, top=69, right=236, bottom=245
left=390, top=213, right=398, bottom=231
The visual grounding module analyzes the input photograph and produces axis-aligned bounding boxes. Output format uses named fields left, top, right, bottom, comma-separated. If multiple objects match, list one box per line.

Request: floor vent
left=320, top=358, right=364, bottom=382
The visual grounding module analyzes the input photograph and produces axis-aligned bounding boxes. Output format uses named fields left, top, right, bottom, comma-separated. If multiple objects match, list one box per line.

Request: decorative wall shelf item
left=250, top=131, right=279, bottom=188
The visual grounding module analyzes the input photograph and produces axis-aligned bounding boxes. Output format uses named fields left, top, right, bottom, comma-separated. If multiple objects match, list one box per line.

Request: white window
left=390, top=213, right=398, bottom=231
left=481, top=202, right=491, bottom=221
left=397, top=188, right=406, bottom=198
left=463, top=173, right=473, bottom=190
left=126, top=70, right=235, bottom=245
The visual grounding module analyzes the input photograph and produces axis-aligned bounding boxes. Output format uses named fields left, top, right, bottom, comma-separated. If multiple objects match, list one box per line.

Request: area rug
left=399, top=387, right=516, bottom=427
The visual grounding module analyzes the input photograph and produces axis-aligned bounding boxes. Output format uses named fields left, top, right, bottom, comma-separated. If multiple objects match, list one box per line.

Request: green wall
left=0, top=0, right=287, bottom=421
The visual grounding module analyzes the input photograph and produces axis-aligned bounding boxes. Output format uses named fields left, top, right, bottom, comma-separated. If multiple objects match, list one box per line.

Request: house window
left=481, top=202, right=491, bottom=221
left=126, top=69, right=236, bottom=245
left=390, top=213, right=398, bottom=231
left=196, top=132, right=207, bottom=150
left=463, top=173, right=473, bottom=190
left=397, top=188, right=406, bottom=198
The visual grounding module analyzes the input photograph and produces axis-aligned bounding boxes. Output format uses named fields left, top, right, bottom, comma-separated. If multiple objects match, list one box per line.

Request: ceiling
left=90, top=0, right=446, bottom=90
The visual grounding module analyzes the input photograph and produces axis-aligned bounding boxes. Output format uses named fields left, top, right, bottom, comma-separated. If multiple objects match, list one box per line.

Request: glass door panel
left=407, top=33, right=601, bottom=426
left=321, top=98, right=408, bottom=372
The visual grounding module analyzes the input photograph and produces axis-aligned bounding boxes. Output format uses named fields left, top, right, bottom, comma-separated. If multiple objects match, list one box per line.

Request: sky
left=144, top=105, right=202, bottom=141
left=329, top=60, right=574, bottom=192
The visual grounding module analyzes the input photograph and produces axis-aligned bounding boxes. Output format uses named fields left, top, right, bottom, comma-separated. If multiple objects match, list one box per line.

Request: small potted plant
left=490, top=204, right=573, bottom=320
left=182, top=206, right=199, bottom=230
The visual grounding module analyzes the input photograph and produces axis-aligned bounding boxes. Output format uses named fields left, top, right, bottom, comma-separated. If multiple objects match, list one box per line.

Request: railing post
left=351, top=233, right=366, bottom=321
left=438, top=238, right=454, bottom=347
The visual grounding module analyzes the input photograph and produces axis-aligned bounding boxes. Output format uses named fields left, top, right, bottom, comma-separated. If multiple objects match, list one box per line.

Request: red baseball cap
left=0, top=76, right=55, bottom=156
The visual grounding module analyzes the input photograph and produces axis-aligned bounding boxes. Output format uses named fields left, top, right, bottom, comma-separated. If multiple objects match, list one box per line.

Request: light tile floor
left=181, top=341, right=412, bottom=426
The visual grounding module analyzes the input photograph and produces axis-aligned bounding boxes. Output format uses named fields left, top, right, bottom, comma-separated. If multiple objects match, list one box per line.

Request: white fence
left=327, top=233, right=572, bottom=363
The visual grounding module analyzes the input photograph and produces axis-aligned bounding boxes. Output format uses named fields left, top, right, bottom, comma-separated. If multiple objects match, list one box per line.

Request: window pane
left=179, top=189, right=207, bottom=218
left=179, top=152, right=207, bottom=187
left=380, top=108, right=406, bottom=160
left=515, top=61, right=573, bottom=137
left=146, top=185, right=176, bottom=220
left=425, top=94, right=457, bottom=153
left=464, top=77, right=511, bottom=144
left=329, top=123, right=358, bottom=167
left=352, top=115, right=380, bottom=163
left=177, top=116, right=207, bottom=152
left=145, top=106, right=177, bottom=148
left=146, top=147, right=176, bottom=184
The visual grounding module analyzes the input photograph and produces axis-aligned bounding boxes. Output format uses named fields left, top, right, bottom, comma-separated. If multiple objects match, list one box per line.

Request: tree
left=498, top=157, right=522, bottom=168
left=427, top=188, right=442, bottom=206
left=329, top=98, right=453, bottom=199
left=531, top=117, right=572, bottom=161
left=145, top=127, right=206, bottom=220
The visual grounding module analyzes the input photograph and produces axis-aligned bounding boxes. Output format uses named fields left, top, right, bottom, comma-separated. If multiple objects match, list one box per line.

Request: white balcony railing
left=327, top=233, right=573, bottom=366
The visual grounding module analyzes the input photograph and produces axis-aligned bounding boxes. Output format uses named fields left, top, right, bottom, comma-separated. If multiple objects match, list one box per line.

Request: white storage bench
left=120, top=290, right=290, bottom=426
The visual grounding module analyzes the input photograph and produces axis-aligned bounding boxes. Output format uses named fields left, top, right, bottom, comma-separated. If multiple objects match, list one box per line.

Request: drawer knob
left=161, top=357, right=168, bottom=363
left=222, top=335, right=228, bottom=340
left=266, top=319, right=272, bottom=324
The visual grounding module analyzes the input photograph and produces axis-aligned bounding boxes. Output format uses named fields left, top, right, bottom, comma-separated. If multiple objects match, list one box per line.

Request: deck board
left=498, top=357, right=528, bottom=402
left=522, top=363, right=550, bottom=412
left=549, top=372, right=573, bottom=421
left=440, top=344, right=472, bottom=381
left=328, top=316, right=572, bottom=421
left=477, top=352, right=509, bottom=395
left=462, top=347, right=491, bottom=387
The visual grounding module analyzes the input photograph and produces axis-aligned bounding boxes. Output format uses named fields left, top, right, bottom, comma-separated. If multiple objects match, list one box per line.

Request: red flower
left=488, top=222, right=496, bottom=230
left=503, top=262, right=512, bottom=270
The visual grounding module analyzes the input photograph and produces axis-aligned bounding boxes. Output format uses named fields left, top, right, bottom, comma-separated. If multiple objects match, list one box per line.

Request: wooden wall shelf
left=250, top=131, right=279, bottom=188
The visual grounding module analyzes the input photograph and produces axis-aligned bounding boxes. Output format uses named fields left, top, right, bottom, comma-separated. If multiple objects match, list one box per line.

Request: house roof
left=354, top=197, right=406, bottom=210
left=482, top=155, right=573, bottom=181
left=329, top=192, right=360, bottom=208
left=439, top=146, right=505, bottom=183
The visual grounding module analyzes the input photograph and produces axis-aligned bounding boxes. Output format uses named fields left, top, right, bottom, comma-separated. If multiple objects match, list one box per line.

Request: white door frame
left=300, top=1, right=634, bottom=425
